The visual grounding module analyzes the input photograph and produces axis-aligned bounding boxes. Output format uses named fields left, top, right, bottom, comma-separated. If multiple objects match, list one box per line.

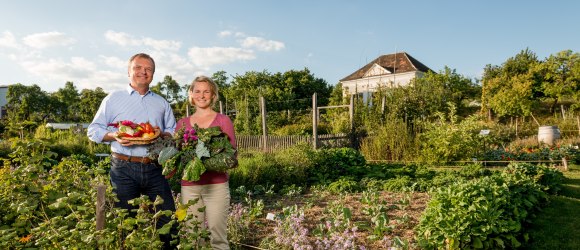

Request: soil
left=233, top=190, right=430, bottom=249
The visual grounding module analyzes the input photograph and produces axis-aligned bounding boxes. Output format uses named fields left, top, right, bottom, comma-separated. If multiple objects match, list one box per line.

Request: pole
left=349, top=94, right=355, bottom=148
left=96, top=184, right=106, bottom=231
left=312, top=93, right=318, bottom=149
left=260, top=96, right=268, bottom=152
left=577, top=116, right=580, bottom=136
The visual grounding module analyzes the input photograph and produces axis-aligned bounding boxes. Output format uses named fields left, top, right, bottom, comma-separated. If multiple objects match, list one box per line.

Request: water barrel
left=537, top=126, right=561, bottom=146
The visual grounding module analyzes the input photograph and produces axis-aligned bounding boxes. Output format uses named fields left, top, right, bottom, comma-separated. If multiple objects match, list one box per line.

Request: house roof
left=340, top=52, right=432, bottom=82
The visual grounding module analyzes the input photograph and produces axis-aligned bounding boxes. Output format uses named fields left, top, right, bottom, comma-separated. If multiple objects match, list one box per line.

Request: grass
left=524, top=163, right=580, bottom=249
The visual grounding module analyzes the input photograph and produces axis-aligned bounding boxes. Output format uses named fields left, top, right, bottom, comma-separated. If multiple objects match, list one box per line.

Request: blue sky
left=1, top=1, right=579, bottom=93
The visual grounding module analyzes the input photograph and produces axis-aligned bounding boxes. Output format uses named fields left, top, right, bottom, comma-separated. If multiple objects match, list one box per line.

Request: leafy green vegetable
left=149, top=124, right=237, bottom=182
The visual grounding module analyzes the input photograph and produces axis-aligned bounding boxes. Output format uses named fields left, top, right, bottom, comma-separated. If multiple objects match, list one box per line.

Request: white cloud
left=240, top=36, right=285, bottom=52
left=0, top=31, right=20, bottom=49
left=21, top=57, right=94, bottom=79
left=100, top=55, right=126, bottom=69
left=188, top=46, right=255, bottom=68
left=218, top=30, right=233, bottom=37
left=15, top=56, right=129, bottom=91
left=22, top=31, right=76, bottom=49
left=143, top=38, right=181, bottom=51
left=104, top=30, right=181, bottom=51
left=149, top=51, right=199, bottom=84
left=104, top=30, right=139, bottom=46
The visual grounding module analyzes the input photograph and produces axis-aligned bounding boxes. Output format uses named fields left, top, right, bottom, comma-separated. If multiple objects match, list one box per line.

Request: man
left=87, top=53, right=177, bottom=248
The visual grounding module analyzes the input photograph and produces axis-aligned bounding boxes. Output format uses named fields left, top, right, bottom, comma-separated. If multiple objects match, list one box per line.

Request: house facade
left=0, top=85, right=8, bottom=119
left=339, top=52, right=432, bottom=102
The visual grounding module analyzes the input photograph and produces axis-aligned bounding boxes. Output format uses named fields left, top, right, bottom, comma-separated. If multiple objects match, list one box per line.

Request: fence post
left=562, top=158, right=568, bottom=171
left=312, top=93, right=318, bottom=149
left=96, top=184, right=106, bottom=231
left=577, top=116, right=580, bottom=136
left=349, top=94, right=355, bottom=148
left=260, top=96, right=268, bottom=152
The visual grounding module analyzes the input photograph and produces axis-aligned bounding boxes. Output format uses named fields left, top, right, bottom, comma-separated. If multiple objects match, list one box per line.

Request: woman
left=177, top=75, right=236, bottom=249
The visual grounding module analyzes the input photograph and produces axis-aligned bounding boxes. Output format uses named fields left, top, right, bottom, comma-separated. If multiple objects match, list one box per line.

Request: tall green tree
left=226, top=71, right=273, bottom=134
left=212, top=70, right=231, bottom=113
left=535, top=50, right=580, bottom=112
left=151, top=75, right=188, bottom=118
left=150, top=75, right=182, bottom=104
left=481, top=48, right=541, bottom=118
left=6, top=84, right=53, bottom=122
left=224, top=68, right=331, bottom=134
left=52, top=81, right=81, bottom=122
left=5, top=84, right=53, bottom=137
left=79, top=87, right=108, bottom=122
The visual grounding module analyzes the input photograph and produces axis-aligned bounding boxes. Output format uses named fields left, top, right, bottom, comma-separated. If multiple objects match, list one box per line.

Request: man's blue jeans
left=110, top=157, right=176, bottom=246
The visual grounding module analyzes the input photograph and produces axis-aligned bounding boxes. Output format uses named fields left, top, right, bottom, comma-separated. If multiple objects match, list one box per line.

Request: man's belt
left=112, top=152, right=153, bottom=164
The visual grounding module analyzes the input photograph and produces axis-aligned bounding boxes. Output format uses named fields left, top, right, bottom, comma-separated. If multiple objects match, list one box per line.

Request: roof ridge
left=340, top=52, right=430, bottom=82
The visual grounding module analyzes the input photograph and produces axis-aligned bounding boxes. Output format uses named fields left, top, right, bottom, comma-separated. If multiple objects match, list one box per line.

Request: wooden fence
left=237, top=133, right=351, bottom=152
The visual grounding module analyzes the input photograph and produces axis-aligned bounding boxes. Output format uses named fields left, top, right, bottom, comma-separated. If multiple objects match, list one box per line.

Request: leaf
left=157, top=222, right=173, bottom=235
left=158, top=146, right=179, bottom=165
left=161, top=152, right=181, bottom=175
left=182, top=157, right=206, bottom=181
left=195, top=141, right=210, bottom=158
left=473, top=237, right=483, bottom=248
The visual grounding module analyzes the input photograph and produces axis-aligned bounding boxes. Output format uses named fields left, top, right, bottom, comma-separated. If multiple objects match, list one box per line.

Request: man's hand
left=115, top=136, right=135, bottom=147
left=103, top=132, right=135, bottom=146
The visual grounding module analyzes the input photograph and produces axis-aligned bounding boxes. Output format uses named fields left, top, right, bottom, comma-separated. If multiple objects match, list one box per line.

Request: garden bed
left=230, top=190, right=430, bottom=249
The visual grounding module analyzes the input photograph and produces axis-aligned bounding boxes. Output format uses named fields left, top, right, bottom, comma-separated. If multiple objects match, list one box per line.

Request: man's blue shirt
left=87, top=84, right=176, bottom=157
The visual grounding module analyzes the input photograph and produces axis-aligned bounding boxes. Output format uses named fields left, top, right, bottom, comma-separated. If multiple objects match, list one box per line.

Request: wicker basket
left=119, top=128, right=161, bottom=145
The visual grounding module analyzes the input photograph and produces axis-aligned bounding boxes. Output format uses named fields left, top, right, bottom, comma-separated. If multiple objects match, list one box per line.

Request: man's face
left=129, top=57, right=154, bottom=87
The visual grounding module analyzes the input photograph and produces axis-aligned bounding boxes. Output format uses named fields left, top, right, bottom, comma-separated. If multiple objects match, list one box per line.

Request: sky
left=1, top=1, right=579, bottom=93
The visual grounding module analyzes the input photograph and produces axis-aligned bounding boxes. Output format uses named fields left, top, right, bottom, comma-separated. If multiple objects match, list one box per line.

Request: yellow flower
left=176, top=207, right=187, bottom=221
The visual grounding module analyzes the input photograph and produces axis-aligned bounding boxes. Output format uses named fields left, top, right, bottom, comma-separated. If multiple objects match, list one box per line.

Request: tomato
left=144, top=123, right=154, bottom=133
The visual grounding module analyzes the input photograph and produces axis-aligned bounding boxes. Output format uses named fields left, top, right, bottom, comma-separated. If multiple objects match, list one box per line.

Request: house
left=0, top=85, right=8, bottom=119
left=339, top=52, right=432, bottom=103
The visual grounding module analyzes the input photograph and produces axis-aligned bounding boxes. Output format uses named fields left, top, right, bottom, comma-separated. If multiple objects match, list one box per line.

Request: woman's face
left=190, top=81, right=214, bottom=109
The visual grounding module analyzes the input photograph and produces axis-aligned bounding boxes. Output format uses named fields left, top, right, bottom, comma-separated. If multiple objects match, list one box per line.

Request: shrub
left=229, top=144, right=314, bottom=192
left=416, top=164, right=551, bottom=249
left=359, top=117, right=417, bottom=161
left=504, top=162, right=564, bottom=194
left=419, top=111, right=487, bottom=164
left=307, top=147, right=366, bottom=185
left=458, top=163, right=492, bottom=179
left=382, top=176, right=413, bottom=192
left=328, top=177, right=360, bottom=193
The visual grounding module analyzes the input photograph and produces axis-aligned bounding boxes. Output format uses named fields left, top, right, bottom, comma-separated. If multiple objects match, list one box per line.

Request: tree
left=150, top=75, right=183, bottom=104
left=5, top=84, right=53, bottom=137
left=226, top=70, right=273, bottom=134
left=151, top=75, right=188, bottom=118
left=535, top=50, right=580, bottom=112
left=52, top=81, right=81, bottom=122
left=223, top=68, right=332, bottom=135
left=78, top=87, right=108, bottom=122
left=6, top=84, right=53, bottom=122
left=212, top=70, right=231, bottom=113
left=481, top=48, right=541, bottom=118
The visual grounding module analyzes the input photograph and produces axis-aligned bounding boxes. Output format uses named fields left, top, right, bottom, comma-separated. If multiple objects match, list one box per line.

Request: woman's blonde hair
left=188, top=75, right=219, bottom=107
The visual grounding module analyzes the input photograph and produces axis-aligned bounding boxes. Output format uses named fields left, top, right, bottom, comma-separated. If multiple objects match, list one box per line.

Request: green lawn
left=525, top=164, right=580, bottom=249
